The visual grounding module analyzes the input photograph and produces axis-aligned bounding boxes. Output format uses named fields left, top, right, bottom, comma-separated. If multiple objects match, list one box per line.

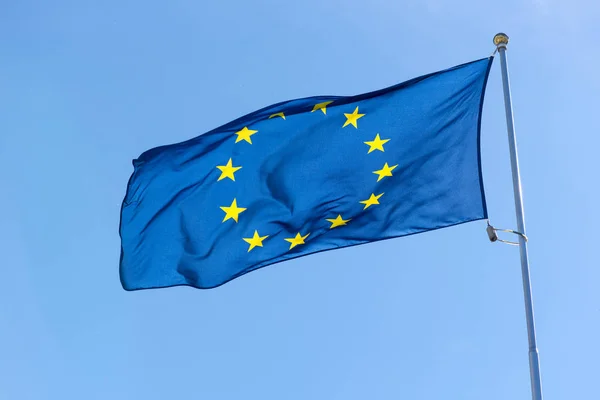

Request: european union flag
left=119, top=57, right=493, bottom=290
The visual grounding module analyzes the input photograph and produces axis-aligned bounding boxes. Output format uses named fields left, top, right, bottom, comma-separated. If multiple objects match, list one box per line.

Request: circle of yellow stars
left=213, top=100, right=397, bottom=253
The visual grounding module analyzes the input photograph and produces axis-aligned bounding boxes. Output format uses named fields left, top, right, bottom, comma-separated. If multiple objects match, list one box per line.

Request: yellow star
left=284, top=232, right=310, bottom=250
left=311, top=101, right=334, bottom=115
left=216, top=158, right=242, bottom=181
left=220, top=198, right=246, bottom=223
left=234, top=126, right=258, bottom=144
left=342, top=106, right=365, bottom=128
left=243, top=230, right=269, bottom=252
left=373, top=162, right=398, bottom=182
left=269, top=112, right=286, bottom=120
left=360, top=193, right=383, bottom=210
left=326, top=215, right=351, bottom=229
left=364, top=134, right=390, bottom=154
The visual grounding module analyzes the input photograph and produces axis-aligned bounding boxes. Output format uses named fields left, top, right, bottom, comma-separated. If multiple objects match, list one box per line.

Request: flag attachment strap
left=486, top=220, right=528, bottom=246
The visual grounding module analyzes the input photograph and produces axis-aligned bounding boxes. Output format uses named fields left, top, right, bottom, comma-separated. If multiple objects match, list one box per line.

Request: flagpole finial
left=493, top=33, right=509, bottom=49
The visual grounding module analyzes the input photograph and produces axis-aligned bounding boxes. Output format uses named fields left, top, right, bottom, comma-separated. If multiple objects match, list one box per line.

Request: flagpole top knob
left=493, top=33, right=509, bottom=48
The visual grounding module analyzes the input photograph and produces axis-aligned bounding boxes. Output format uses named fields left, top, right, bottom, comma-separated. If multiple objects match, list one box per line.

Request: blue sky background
left=1, top=1, right=598, bottom=399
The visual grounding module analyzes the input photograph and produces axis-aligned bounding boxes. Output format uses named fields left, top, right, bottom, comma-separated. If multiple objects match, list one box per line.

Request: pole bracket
left=486, top=220, right=528, bottom=246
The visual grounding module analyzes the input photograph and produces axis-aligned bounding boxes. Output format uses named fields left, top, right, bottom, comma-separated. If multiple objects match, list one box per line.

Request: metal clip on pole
left=486, top=220, right=528, bottom=246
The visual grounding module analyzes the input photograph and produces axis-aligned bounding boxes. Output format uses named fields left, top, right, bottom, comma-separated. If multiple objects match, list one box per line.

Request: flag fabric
left=119, top=57, right=493, bottom=290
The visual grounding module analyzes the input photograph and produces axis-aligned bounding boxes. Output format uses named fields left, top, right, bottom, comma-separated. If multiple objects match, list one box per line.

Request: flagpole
left=493, top=33, right=543, bottom=400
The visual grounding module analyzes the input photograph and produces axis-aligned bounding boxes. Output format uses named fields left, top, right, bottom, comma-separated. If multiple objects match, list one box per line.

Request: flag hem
left=476, top=56, right=494, bottom=220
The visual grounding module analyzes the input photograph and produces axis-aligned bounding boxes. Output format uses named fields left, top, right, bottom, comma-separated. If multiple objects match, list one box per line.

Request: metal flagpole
left=493, top=33, right=543, bottom=400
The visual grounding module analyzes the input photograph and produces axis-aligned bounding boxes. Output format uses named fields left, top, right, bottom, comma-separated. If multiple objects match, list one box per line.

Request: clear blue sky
left=1, top=1, right=598, bottom=399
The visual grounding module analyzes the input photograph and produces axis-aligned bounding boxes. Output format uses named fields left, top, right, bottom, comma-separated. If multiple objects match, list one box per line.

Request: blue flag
left=119, top=57, right=493, bottom=290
